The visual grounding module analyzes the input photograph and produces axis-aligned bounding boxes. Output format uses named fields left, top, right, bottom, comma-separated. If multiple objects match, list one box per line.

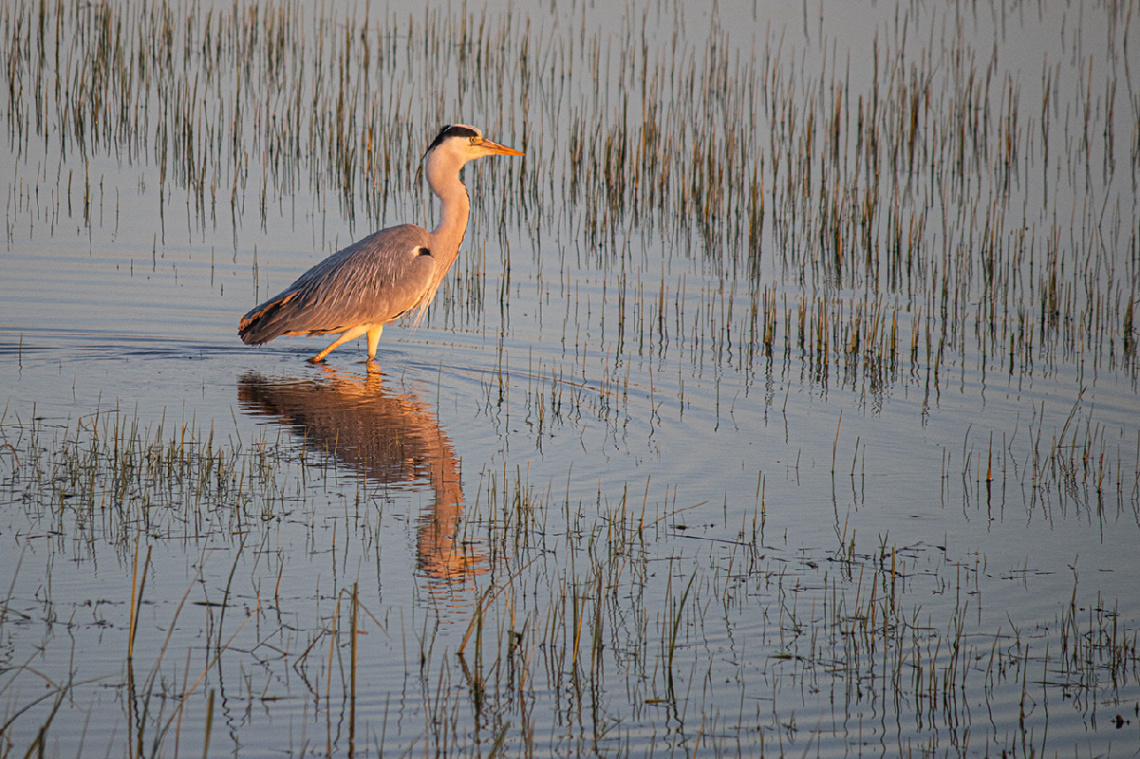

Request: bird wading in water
left=239, top=124, right=523, bottom=363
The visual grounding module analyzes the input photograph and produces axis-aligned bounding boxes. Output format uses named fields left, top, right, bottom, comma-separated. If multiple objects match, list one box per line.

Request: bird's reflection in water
left=237, top=365, right=485, bottom=596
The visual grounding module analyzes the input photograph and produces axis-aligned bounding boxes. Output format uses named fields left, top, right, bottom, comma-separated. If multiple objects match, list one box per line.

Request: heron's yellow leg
left=366, top=326, right=384, bottom=361
left=308, top=325, right=369, bottom=363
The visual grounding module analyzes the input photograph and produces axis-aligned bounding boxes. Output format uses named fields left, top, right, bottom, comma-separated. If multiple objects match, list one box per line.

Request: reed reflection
left=237, top=365, right=484, bottom=587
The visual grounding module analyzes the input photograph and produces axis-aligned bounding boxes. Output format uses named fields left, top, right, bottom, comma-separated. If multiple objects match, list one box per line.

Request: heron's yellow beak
left=476, top=137, right=524, bottom=157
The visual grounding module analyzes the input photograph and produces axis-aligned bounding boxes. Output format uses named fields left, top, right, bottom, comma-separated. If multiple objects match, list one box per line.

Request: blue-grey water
left=2, top=1, right=1138, bottom=756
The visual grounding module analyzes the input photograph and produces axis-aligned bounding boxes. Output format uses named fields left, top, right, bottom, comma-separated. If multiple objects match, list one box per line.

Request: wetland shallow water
left=2, top=0, right=1139, bottom=756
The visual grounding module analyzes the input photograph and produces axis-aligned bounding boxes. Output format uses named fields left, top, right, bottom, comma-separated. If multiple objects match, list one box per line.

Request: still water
left=2, top=0, right=1138, bottom=756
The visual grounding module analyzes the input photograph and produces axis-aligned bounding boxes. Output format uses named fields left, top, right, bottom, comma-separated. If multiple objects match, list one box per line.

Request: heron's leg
left=308, top=326, right=369, bottom=363
left=366, top=325, right=384, bottom=361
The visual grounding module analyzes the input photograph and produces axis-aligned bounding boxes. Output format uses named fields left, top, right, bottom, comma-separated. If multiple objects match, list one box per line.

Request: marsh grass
left=3, top=0, right=1136, bottom=390
left=3, top=403, right=1137, bottom=756
left=3, top=0, right=1140, bottom=756
left=8, top=398, right=1140, bottom=752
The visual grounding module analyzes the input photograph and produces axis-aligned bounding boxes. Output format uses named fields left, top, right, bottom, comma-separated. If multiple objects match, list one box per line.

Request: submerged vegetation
left=3, top=0, right=1136, bottom=385
left=1, top=402, right=1138, bottom=756
left=1, top=0, right=1139, bottom=756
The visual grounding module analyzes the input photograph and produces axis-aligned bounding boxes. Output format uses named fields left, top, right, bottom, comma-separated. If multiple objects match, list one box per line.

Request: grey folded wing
left=240, top=224, right=437, bottom=344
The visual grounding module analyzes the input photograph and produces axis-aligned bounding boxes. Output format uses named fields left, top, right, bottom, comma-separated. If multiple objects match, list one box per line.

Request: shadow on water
left=236, top=365, right=486, bottom=592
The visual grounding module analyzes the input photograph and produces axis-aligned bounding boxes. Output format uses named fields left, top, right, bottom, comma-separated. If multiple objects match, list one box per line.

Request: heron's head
left=421, top=124, right=523, bottom=171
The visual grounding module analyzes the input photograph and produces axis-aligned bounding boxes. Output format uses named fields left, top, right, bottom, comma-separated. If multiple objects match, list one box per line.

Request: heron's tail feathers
left=239, top=292, right=302, bottom=345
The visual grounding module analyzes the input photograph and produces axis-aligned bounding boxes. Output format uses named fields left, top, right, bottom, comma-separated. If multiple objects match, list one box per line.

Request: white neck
left=425, top=150, right=471, bottom=274
left=409, top=146, right=474, bottom=321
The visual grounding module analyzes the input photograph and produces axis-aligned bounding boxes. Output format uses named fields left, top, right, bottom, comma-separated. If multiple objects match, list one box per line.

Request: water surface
left=2, top=1, right=1138, bottom=756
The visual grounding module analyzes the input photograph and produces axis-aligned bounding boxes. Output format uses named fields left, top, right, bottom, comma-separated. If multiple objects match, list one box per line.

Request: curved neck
left=412, top=150, right=473, bottom=320
left=428, top=169, right=470, bottom=262
left=425, top=149, right=472, bottom=265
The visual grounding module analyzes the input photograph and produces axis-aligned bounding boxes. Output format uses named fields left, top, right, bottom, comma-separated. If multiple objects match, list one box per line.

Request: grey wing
left=239, top=225, right=437, bottom=344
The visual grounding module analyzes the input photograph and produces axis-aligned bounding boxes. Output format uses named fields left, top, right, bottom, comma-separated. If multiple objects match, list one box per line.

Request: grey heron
left=239, top=124, right=523, bottom=363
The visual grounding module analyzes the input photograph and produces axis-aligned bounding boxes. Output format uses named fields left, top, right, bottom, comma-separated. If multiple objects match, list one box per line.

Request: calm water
left=2, top=1, right=1138, bottom=757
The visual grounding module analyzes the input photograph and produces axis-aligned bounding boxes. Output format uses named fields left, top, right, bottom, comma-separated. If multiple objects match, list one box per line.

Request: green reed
left=4, top=0, right=1135, bottom=394
left=1, top=399, right=1138, bottom=756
